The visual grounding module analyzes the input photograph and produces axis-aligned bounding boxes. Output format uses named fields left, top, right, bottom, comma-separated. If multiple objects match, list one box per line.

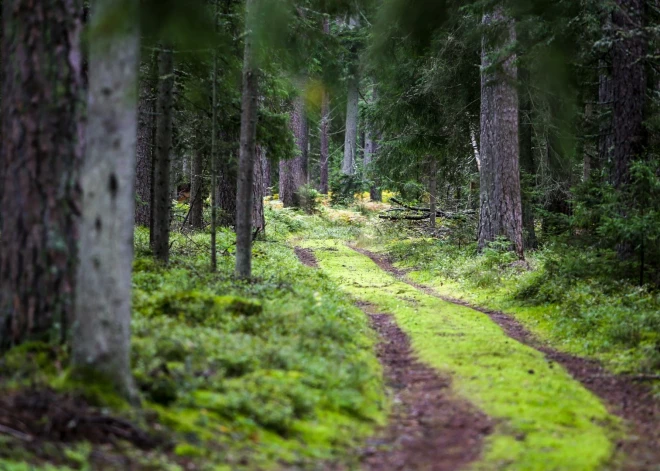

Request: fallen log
left=385, top=197, right=476, bottom=220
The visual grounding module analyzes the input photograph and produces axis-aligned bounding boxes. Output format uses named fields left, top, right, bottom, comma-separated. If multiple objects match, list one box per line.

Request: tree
left=0, top=0, right=84, bottom=349
left=190, top=144, right=205, bottom=229
left=135, top=56, right=156, bottom=228
left=280, top=95, right=308, bottom=207
left=477, top=6, right=524, bottom=258
left=342, top=73, right=359, bottom=175
left=235, top=0, right=260, bottom=278
left=253, top=146, right=267, bottom=233
left=319, top=16, right=331, bottom=194
left=152, top=47, right=175, bottom=263
left=72, top=0, right=139, bottom=402
left=342, top=15, right=361, bottom=176
left=611, top=0, right=646, bottom=188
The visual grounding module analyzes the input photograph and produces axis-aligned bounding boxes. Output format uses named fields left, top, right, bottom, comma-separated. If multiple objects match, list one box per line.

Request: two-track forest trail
left=297, top=238, right=645, bottom=471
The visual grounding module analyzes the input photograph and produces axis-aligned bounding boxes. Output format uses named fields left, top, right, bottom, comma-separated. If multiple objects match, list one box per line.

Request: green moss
left=54, top=369, right=131, bottom=411
left=302, top=239, right=620, bottom=471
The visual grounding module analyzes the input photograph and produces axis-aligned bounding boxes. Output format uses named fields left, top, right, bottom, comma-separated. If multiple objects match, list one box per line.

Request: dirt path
left=361, top=304, right=492, bottom=471
left=295, top=246, right=492, bottom=470
left=354, top=246, right=660, bottom=471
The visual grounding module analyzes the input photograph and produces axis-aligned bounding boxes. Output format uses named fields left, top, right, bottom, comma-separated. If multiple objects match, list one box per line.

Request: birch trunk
left=72, top=0, right=139, bottom=402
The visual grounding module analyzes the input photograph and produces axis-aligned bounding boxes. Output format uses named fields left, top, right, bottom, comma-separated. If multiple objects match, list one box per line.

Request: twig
left=0, top=424, right=34, bottom=442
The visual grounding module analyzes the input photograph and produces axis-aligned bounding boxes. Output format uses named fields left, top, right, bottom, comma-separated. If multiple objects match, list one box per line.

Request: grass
left=0, top=211, right=387, bottom=470
left=301, top=238, right=620, bottom=471
left=379, top=236, right=660, bottom=379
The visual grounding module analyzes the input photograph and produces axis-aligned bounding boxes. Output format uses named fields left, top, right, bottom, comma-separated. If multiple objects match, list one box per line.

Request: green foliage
left=303, top=238, right=618, bottom=471
left=128, top=220, right=385, bottom=468
left=384, top=236, right=660, bottom=375
left=296, top=184, right=322, bottom=214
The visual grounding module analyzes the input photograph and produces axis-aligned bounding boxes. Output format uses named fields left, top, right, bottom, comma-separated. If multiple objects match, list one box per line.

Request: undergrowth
left=383, top=234, right=660, bottom=376
left=0, top=208, right=386, bottom=470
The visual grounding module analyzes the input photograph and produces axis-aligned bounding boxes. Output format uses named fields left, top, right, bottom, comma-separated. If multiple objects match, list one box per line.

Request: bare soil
left=294, top=246, right=319, bottom=268
left=355, top=246, right=660, bottom=471
left=0, top=388, right=165, bottom=469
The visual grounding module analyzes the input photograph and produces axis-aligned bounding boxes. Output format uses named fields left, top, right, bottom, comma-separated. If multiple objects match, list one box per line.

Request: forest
left=0, top=0, right=659, bottom=470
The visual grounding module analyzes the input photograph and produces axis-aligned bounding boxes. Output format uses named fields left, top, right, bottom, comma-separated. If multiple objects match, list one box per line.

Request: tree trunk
left=320, top=88, right=330, bottom=193
left=72, top=0, right=139, bottom=402
left=519, top=69, right=537, bottom=250
left=364, top=88, right=381, bottom=201
left=263, top=155, right=271, bottom=196
left=235, top=0, right=260, bottom=279
left=477, top=7, right=524, bottom=259
left=152, top=47, right=174, bottom=263
left=252, top=146, right=266, bottom=234
left=319, top=17, right=331, bottom=194
left=190, top=144, right=204, bottom=229
left=280, top=96, right=307, bottom=207
left=217, top=155, right=237, bottom=227
left=342, top=74, right=359, bottom=175
left=135, top=59, right=155, bottom=227
left=612, top=0, right=646, bottom=188
left=0, top=0, right=84, bottom=349
left=429, top=158, right=438, bottom=229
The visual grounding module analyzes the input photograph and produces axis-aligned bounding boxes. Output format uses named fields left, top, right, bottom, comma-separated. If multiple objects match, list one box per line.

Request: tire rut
left=353, top=246, right=660, bottom=471
left=294, top=246, right=492, bottom=471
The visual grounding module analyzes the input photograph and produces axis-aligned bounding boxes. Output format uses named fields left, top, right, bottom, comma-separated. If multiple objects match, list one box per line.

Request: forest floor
left=0, top=204, right=659, bottom=470
left=296, top=230, right=660, bottom=471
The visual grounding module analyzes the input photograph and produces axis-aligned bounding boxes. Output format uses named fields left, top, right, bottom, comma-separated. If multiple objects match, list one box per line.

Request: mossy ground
left=301, top=238, right=620, bottom=471
left=0, top=208, right=387, bottom=470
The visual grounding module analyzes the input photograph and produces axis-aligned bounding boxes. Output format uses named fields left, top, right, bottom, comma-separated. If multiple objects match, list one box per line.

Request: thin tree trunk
left=235, top=0, right=259, bottom=279
left=342, top=74, right=359, bottom=175
left=0, top=0, right=84, bottom=349
left=364, top=87, right=381, bottom=201
left=280, top=96, right=307, bottom=207
left=218, top=156, right=237, bottom=226
left=319, top=17, right=331, bottom=194
left=72, top=0, right=139, bottom=402
left=478, top=7, right=524, bottom=259
left=190, top=144, right=204, bottom=229
left=252, top=146, right=266, bottom=233
left=612, top=0, right=646, bottom=188
left=210, top=2, right=219, bottom=272
left=263, top=155, right=271, bottom=196
left=429, top=158, right=438, bottom=229
left=135, top=59, right=155, bottom=227
left=152, top=47, right=174, bottom=263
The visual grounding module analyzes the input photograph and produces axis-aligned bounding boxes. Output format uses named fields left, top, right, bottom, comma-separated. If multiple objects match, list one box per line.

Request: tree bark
left=252, top=146, right=266, bottom=233
left=190, top=144, right=204, bottom=229
left=612, top=0, right=646, bottom=188
left=0, top=0, right=84, bottom=349
left=519, top=69, right=537, bottom=250
left=429, top=158, right=438, bottom=229
left=342, top=74, right=359, bottom=175
left=235, top=0, right=260, bottom=279
left=319, top=17, right=331, bottom=194
left=135, top=59, right=155, bottom=227
left=320, top=88, right=330, bottom=193
left=72, top=0, right=139, bottom=402
left=280, top=96, right=307, bottom=207
left=364, top=87, right=381, bottom=201
left=152, top=47, right=174, bottom=263
left=478, top=7, right=524, bottom=259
